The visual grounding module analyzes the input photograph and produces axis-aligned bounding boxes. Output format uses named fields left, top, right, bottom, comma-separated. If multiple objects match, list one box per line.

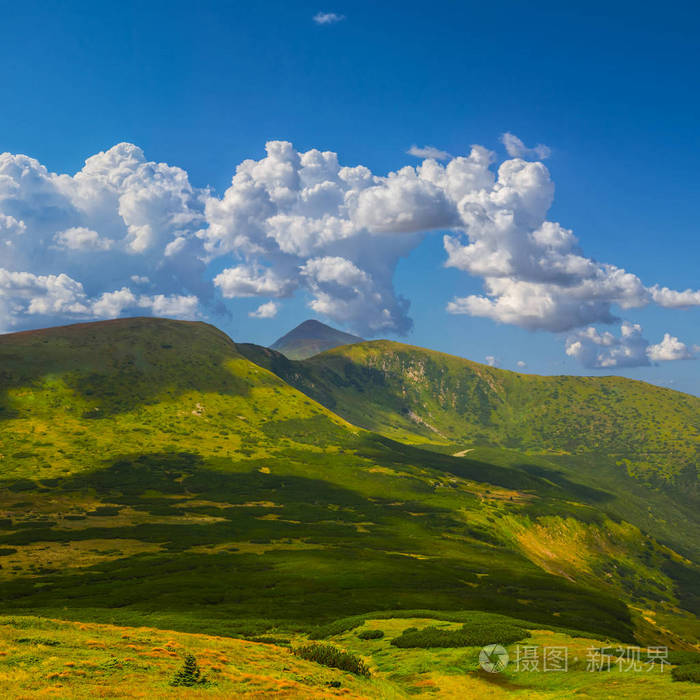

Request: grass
left=0, top=614, right=378, bottom=698
left=0, top=614, right=698, bottom=698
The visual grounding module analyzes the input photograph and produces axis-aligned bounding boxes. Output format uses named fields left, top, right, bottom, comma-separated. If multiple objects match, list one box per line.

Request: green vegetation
left=170, top=653, right=208, bottom=686
left=292, top=643, right=371, bottom=676
left=241, top=339, right=699, bottom=495
left=357, top=629, right=384, bottom=640
left=390, top=621, right=529, bottom=648
left=672, top=664, right=700, bottom=683
left=0, top=316, right=698, bottom=699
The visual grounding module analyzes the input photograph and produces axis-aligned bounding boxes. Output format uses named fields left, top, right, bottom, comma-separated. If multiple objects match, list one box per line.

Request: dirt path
left=452, top=448, right=474, bottom=457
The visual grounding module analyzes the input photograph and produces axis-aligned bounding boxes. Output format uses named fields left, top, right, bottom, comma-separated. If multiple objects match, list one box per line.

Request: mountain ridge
left=239, top=336, right=699, bottom=496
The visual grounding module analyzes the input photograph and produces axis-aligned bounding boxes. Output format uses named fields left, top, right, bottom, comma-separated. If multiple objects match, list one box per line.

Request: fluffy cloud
left=300, top=256, right=411, bottom=333
left=200, top=141, right=456, bottom=334
left=440, top=148, right=696, bottom=334
left=0, top=268, right=197, bottom=329
left=249, top=301, right=279, bottom=319
left=501, top=132, right=551, bottom=160
left=566, top=322, right=695, bottom=368
left=214, top=265, right=298, bottom=298
left=54, top=227, right=113, bottom=251
left=407, top=145, right=452, bottom=161
left=1, top=137, right=698, bottom=350
left=0, top=268, right=89, bottom=319
left=0, top=143, right=208, bottom=331
left=565, top=322, right=650, bottom=368
left=313, top=12, right=345, bottom=25
left=484, top=355, right=499, bottom=367
left=1, top=213, right=26, bottom=238
left=650, top=286, right=700, bottom=308
left=647, top=333, right=695, bottom=362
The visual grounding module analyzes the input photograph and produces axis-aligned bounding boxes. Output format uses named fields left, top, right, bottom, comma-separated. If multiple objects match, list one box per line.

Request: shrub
left=391, top=622, right=528, bottom=648
left=672, top=664, right=700, bottom=683
left=170, top=654, right=208, bottom=687
left=247, top=636, right=290, bottom=646
left=15, top=637, right=60, bottom=646
left=89, top=506, right=121, bottom=516
left=308, top=615, right=366, bottom=639
left=668, top=650, right=700, bottom=666
left=292, top=643, right=370, bottom=677
left=598, top=648, right=700, bottom=667
left=357, top=629, right=384, bottom=640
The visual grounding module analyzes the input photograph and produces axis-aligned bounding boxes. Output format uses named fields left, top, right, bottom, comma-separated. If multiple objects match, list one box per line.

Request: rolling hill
left=239, top=339, right=700, bottom=496
left=0, top=316, right=698, bottom=697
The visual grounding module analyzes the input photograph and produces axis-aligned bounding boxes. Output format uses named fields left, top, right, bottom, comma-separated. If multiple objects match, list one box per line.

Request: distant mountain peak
left=270, top=319, right=364, bottom=359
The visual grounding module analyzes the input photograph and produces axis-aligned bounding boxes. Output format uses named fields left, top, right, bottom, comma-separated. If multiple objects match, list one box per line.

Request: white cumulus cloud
left=566, top=322, right=695, bottom=368
left=650, top=285, right=700, bottom=308
left=647, top=333, right=695, bottom=362
left=1, top=137, right=698, bottom=351
left=249, top=301, right=279, bottom=319
left=214, top=265, right=298, bottom=299
left=54, top=227, right=113, bottom=251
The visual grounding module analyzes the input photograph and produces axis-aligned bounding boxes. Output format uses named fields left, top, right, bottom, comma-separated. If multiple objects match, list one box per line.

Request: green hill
left=239, top=339, right=699, bottom=495
left=270, top=319, right=364, bottom=359
left=0, top=317, right=698, bottom=660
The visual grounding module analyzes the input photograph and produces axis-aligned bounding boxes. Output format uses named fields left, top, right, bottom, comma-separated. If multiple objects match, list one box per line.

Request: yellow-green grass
left=0, top=614, right=698, bottom=699
left=0, top=615, right=378, bottom=698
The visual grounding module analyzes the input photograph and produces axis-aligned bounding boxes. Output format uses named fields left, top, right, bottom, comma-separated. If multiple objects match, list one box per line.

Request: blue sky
left=1, top=0, right=699, bottom=394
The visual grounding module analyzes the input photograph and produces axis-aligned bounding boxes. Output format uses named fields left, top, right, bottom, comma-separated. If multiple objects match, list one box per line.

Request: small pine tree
left=170, top=653, right=207, bottom=687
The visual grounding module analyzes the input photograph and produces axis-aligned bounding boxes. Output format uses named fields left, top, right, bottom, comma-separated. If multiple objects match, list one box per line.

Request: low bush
left=672, top=664, right=700, bottom=683
left=89, top=506, right=121, bottom=516
left=247, top=636, right=290, bottom=646
left=308, top=615, right=366, bottom=639
left=357, top=629, right=384, bottom=640
left=292, top=643, right=370, bottom=677
left=597, top=648, right=700, bottom=666
left=15, top=637, right=60, bottom=646
left=391, top=622, right=528, bottom=648
left=668, top=650, right=700, bottom=666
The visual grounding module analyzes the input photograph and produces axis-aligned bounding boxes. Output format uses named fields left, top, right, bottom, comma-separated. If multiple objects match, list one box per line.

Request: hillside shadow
left=0, top=452, right=634, bottom=642
left=357, top=435, right=614, bottom=503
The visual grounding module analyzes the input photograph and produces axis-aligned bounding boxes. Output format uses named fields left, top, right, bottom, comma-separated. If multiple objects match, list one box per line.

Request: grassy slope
left=1, top=614, right=698, bottom=699
left=239, top=340, right=699, bottom=495
left=0, top=318, right=698, bottom=668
